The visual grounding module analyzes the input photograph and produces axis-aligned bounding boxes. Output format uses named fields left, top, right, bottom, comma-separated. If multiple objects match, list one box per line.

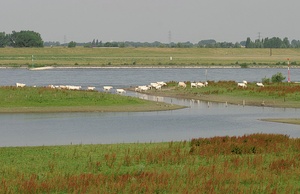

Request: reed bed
left=0, top=134, right=299, bottom=193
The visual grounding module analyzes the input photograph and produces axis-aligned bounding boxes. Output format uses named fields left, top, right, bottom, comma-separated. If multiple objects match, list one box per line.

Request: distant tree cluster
left=197, top=40, right=241, bottom=48
left=76, top=39, right=243, bottom=48
left=0, top=32, right=8, bottom=47
left=0, top=31, right=43, bottom=48
left=245, top=37, right=300, bottom=48
left=43, top=35, right=300, bottom=49
left=44, top=41, right=60, bottom=47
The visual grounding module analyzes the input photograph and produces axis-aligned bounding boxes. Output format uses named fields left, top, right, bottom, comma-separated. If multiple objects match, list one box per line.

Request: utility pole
left=32, top=55, right=34, bottom=68
left=168, top=30, right=172, bottom=47
left=64, top=35, right=67, bottom=46
left=287, top=58, right=291, bottom=82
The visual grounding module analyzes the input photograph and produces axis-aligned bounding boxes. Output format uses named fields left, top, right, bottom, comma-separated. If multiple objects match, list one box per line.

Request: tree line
left=245, top=37, right=300, bottom=48
left=2, top=30, right=300, bottom=48
left=0, top=31, right=43, bottom=47
left=48, top=37, right=300, bottom=48
left=55, top=39, right=242, bottom=48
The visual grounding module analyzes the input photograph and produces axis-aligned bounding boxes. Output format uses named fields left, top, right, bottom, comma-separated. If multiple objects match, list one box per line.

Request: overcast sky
left=2, top=0, right=300, bottom=43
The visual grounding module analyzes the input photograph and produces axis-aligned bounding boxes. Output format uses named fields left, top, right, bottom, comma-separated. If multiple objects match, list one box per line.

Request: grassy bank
left=142, top=81, right=300, bottom=108
left=0, top=134, right=299, bottom=193
left=140, top=81, right=300, bottom=125
left=261, top=118, right=300, bottom=125
left=0, top=86, right=183, bottom=113
left=0, top=47, right=300, bottom=67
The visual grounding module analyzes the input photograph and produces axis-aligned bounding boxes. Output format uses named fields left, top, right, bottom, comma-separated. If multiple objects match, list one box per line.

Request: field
left=142, top=81, right=300, bottom=109
left=0, top=134, right=299, bottom=193
left=1, top=47, right=300, bottom=67
left=1, top=48, right=300, bottom=193
left=0, top=86, right=184, bottom=113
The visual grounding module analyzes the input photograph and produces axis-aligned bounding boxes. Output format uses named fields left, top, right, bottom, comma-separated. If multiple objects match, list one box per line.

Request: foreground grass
left=0, top=87, right=183, bottom=113
left=1, top=47, right=300, bottom=67
left=0, top=134, right=299, bottom=193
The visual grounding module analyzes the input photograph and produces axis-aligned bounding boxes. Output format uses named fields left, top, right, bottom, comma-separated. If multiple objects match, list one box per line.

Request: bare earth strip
left=0, top=103, right=185, bottom=113
left=260, top=118, right=300, bottom=125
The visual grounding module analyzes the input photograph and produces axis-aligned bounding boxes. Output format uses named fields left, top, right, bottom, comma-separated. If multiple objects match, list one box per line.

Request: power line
left=168, top=30, right=172, bottom=44
left=64, top=35, right=67, bottom=44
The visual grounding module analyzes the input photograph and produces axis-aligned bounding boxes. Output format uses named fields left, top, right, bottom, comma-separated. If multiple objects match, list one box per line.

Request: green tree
left=198, top=39, right=216, bottom=47
left=262, top=76, right=271, bottom=84
left=245, top=37, right=251, bottom=48
left=68, top=41, right=77, bottom=48
left=233, top=42, right=241, bottom=48
left=283, top=37, right=290, bottom=48
left=254, top=39, right=263, bottom=48
left=119, top=42, right=125, bottom=48
left=271, top=72, right=286, bottom=83
left=10, top=31, right=43, bottom=47
left=291, top=39, right=300, bottom=48
left=0, top=32, right=8, bottom=47
left=263, top=37, right=283, bottom=48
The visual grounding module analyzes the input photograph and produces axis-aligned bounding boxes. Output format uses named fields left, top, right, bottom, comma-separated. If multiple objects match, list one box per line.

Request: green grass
left=0, top=86, right=144, bottom=107
left=0, top=134, right=299, bottom=193
left=0, top=86, right=184, bottom=112
left=0, top=47, right=300, bottom=67
left=144, top=81, right=300, bottom=108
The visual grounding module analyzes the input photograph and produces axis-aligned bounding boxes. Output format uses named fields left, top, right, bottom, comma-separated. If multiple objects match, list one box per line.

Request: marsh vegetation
left=0, top=134, right=299, bottom=193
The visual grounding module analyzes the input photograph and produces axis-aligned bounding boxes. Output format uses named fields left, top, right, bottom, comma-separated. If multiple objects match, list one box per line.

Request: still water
left=0, top=68, right=299, bottom=147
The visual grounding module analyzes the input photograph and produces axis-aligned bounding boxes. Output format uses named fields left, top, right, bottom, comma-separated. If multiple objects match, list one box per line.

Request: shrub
left=240, top=63, right=248, bottom=68
left=262, top=76, right=271, bottom=84
left=271, top=72, right=286, bottom=83
left=68, top=41, right=76, bottom=48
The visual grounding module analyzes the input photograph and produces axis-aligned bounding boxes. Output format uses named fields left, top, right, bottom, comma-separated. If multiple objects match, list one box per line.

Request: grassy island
left=139, top=81, right=300, bottom=108
left=0, top=134, right=299, bottom=193
left=0, top=86, right=184, bottom=113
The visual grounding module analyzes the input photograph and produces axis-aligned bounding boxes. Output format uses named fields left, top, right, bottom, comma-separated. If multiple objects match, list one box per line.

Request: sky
left=2, top=0, right=300, bottom=44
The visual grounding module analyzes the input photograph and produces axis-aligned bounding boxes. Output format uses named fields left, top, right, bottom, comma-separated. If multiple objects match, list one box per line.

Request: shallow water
left=0, top=68, right=299, bottom=147
left=1, top=67, right=299, bottom=89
